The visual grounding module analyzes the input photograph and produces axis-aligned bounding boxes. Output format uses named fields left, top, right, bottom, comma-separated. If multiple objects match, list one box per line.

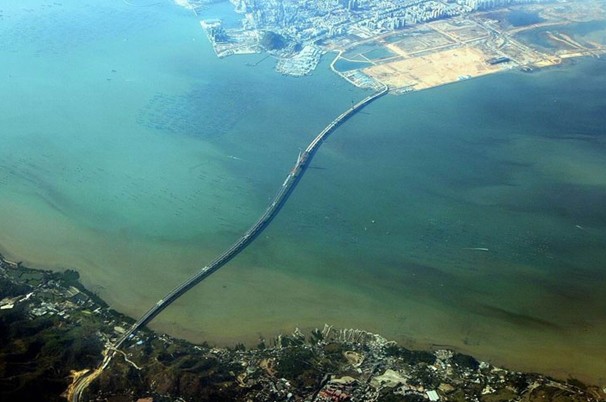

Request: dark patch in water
left=137, top=84, right=256, bottom=139
left=507, top=10, right=544, bottom=27
left=472, top=303, right=561, bottom=330
left=496, top=183, right=606, bottom=227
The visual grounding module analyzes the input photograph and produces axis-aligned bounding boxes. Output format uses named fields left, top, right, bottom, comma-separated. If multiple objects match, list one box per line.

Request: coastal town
left=183, top=0, right=606, bottom=92
left=1, top=255, right=605, bottom=401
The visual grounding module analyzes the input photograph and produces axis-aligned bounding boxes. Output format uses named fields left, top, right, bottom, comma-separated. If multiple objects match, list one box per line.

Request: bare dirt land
left=363, top=45, right=503, bottom=90
left=331, top=0, right=606, bottom=93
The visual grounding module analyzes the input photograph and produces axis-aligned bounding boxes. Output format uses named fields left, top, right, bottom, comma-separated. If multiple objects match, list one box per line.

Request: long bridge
left=69, top=85, right=388, bottom=401
left=113, top=85, right=388, bottom=349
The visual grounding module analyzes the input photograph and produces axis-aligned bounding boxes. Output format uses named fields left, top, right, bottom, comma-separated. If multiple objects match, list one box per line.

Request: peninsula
left=184, top=0, right=606, bottom=92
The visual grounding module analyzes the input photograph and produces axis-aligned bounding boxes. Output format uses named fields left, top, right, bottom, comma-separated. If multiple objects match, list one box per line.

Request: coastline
left=186, top=0, right=606, bottom=91
left=1, top=254, right=605, bottom=402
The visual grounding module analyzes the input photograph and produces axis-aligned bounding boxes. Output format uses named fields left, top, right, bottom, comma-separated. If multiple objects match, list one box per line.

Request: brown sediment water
left=1, top=0, right=605, bottom=387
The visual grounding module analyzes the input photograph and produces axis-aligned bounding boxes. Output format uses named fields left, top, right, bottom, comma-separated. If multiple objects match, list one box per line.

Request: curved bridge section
left=115, top=86, right=388, bottom=349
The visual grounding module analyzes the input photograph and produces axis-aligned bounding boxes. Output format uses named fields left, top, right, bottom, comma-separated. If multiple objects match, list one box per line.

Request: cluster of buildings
left=2, top=256, right=604, bottom=401
left=0, top=258, right=143, bottom=349
left=193, top=0, right=549, bottom=75
left=459, top=0, right=548, bottom=11
left=226, top=0, right=548, bottom=38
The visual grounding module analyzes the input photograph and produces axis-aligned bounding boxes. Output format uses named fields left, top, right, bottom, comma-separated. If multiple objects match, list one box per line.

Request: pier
left=69, top=86, right=388, bottom=401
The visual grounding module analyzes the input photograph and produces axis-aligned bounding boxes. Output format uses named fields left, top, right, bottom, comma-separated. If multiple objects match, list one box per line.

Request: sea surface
left=1, top=0, right=605, bottom=384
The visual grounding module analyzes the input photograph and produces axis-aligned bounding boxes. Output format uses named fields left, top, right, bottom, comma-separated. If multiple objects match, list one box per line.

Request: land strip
left=1, top=255, right=605, bottom=401
left=184, top=0, right=606, bottom=93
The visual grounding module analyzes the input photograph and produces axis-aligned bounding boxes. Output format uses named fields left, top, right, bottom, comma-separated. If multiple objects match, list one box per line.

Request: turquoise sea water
left=1, top=0, right=605, bottom=384
left=334, top=58, right=373, bottom=72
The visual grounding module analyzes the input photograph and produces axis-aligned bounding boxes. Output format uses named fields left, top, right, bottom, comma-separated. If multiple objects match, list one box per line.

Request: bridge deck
left=114, top=86, right=388, bottom=349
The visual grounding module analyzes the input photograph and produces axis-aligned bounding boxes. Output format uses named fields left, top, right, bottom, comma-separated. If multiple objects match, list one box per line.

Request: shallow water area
left=1, top=0, right=605, bottom=386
